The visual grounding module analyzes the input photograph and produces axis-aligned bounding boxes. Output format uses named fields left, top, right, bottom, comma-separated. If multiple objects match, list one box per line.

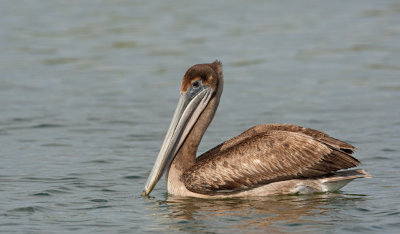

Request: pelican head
left=142, top=61, right=223, bottom=196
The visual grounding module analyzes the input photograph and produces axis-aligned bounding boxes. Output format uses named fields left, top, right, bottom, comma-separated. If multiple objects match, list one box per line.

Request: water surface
left=1, top=0, right=399, bottom=233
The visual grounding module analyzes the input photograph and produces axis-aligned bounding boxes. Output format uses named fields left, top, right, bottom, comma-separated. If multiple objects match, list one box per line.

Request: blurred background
left=1, top=0, right=399, bottom=233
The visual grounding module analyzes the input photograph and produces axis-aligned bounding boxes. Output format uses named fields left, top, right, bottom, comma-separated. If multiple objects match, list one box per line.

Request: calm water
left=1, top=0, right=400, bottom=233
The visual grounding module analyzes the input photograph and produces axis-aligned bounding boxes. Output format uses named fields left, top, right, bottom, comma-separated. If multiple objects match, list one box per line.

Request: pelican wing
left=183, top=125, right=359, bottom=194
left=197, top=124, right=356, bottom=161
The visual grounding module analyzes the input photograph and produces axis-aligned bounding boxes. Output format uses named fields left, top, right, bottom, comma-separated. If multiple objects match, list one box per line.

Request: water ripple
left=31, top=124, right=65, bottom=128
left=8, top=206, right=47, bottom=214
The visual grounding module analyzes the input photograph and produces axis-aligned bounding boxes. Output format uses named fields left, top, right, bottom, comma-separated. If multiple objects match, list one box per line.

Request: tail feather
left=318, top=169, right=371, bottom=192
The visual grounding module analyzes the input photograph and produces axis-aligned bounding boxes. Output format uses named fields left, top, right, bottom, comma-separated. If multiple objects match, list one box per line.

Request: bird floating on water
left=142, top=61, right=370, bottom=198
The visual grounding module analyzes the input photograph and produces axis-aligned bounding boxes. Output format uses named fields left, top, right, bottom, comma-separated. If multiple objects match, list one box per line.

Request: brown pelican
left=142, top=61, right=370, bottom=198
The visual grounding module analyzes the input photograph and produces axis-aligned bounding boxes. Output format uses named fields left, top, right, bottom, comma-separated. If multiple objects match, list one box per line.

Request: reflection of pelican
left=163, top=194, right=366, bottom=232
left=142, top=61, right=370, bottom=198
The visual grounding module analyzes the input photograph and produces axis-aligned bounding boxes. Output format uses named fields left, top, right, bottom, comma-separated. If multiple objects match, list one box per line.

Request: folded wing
left=183, top=124, right=359, bottom=194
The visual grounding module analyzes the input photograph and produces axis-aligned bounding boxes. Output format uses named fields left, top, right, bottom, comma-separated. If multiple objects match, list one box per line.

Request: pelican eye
left=187, top=80, right=205, bottom=97
left=192, top=80, right=201, bottom=88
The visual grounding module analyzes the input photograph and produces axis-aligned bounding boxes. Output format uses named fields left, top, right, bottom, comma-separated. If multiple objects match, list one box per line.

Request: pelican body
left=142, top=61, right=370, bottom=198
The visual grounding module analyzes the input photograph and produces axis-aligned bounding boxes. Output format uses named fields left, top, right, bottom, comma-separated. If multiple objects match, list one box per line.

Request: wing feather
left=183, top=125, right=359, bottom=194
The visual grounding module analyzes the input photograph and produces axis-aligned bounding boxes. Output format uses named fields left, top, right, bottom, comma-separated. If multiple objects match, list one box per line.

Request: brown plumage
left=142, top=60, right=370, bottom=198
left=183, top=124, right=359, bottom=194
